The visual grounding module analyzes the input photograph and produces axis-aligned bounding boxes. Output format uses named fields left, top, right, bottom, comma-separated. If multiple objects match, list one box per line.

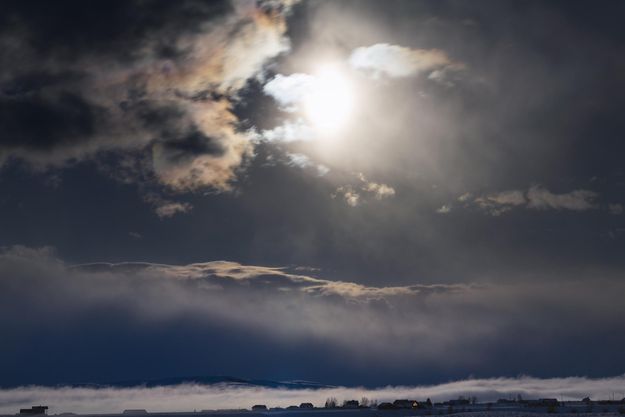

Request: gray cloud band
left=2, top=246, right=625, bottom=388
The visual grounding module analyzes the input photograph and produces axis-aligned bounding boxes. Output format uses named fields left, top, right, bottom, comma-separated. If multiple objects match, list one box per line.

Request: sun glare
left=303, top=67, right=354, bottom=133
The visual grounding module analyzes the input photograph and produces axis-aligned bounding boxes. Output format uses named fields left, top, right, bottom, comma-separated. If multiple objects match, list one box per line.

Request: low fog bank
left=2, top=375, right=625, bottom=415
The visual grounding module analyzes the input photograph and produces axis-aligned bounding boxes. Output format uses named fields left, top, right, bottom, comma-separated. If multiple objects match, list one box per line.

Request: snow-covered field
left=439, top=413, right=622, bottom=417
left=36, top=410, right=625, bottom=417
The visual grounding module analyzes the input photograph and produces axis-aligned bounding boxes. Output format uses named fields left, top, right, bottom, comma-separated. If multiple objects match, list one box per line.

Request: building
left=497, top=399, right=516, bottom=404
left=19, top=406, right=48, bottom=415
left=393, top=400, right=418, bottom=409
left=527, top=399, right=559, bottom=407
left=343, top=400, right=359, bottom=409
left=447, top=399, right=470, bottom=406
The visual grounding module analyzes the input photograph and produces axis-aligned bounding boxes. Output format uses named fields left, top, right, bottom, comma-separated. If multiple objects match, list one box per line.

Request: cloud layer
left=2, top=246, right=625, bottom=389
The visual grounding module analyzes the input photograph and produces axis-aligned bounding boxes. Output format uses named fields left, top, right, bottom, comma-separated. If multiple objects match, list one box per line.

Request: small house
left=343, top=400, right=359, bottom=409
left=527, top=399, right=559, bottom=407
left=448, top=399, right=470, bottom=406
left=393, top=400, right=418, bottom=409
left=20, top=406, right=49, bottom=415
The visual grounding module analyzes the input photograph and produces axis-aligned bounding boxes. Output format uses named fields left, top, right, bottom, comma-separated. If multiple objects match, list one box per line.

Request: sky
left=1, top=0, right=625, bottom=401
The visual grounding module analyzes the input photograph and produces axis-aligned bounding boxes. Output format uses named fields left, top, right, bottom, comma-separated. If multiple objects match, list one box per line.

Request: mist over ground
left=3, top=375, right=625, bottom=414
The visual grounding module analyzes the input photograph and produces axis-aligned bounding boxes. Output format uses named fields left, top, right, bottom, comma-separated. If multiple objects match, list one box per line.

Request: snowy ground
left=7, top=409, right=619, bottom=417
left=438, top=412, right=622, bottom=417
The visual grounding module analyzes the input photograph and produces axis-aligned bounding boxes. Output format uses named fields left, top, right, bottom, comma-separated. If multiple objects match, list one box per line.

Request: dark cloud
left=0, top=91, right=101, bottom=151
left=160, top=131, right=227, bottom=163
left=2, top=246, right=625, bottom=388
left=0, top=0, right=232, bottom=61
left=0, top=0, right=296, bottom=198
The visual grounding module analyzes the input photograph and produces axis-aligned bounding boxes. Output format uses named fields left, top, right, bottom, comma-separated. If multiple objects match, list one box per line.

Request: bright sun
left=303, top=67, right=354, bottom=133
